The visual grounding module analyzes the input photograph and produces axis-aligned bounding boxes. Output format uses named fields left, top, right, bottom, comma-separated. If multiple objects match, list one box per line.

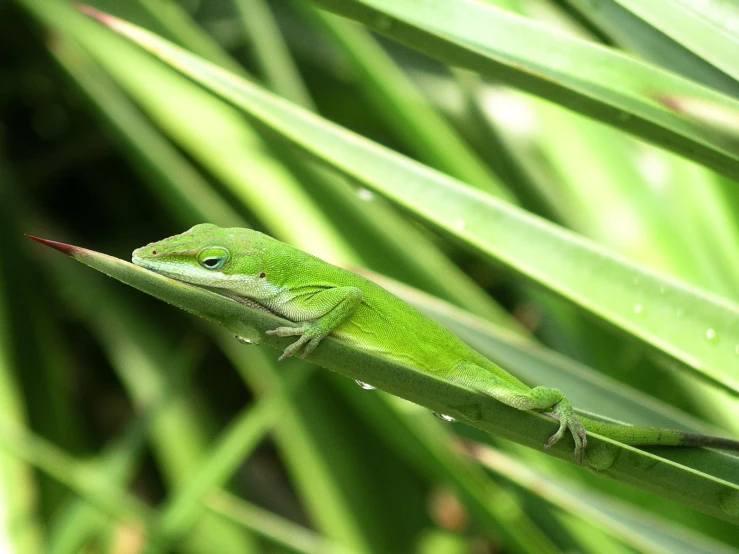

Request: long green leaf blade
left=472, top=444, right=739, bottom=554
left=551, top=0, right=739, bottom=98
left=302, top=7, right=512, bottom=199
left=205, top=491, right=357, bottom=554
left=309, top=0, right=739, bottom=179
left=25, top=237, right=739, bottom=522
left=612, top=0, right=739, bottom=85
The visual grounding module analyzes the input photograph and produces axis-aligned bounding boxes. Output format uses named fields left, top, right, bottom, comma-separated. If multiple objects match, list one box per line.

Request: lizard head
left=132, top=224, right=273, bottom=294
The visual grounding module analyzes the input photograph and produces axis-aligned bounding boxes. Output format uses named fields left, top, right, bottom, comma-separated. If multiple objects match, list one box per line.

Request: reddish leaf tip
left=653, top=94, right=682, bottom=112
left=75, top=3, right=113, bottom=24
left=25, top=234, right=78, bottom=255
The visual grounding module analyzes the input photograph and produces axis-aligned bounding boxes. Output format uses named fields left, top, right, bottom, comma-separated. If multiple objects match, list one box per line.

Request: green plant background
left=2, top=0, right=739, bottom=552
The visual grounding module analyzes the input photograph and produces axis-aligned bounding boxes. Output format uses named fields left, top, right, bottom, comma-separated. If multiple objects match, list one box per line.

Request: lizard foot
left=544, top=400, right=588, bottom=465
left=266, top=324, right=327, bottom=361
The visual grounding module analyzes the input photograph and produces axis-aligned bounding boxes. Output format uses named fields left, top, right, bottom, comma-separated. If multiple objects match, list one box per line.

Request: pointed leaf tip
left=75, top=3, right=111, bottom=23
left=25, top=234, right=78, bottom=255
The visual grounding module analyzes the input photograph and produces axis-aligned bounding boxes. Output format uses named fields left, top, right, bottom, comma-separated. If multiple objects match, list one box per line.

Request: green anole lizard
left=132, top=223, right=739, bottom=464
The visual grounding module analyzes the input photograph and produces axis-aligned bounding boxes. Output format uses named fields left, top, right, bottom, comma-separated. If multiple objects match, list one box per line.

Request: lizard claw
left=276, top=337, right=307, bottom=361
left=299, top=337, right=322, bottom=359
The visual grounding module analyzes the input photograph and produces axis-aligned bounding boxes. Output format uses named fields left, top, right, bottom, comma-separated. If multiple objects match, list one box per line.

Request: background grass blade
left=0, top=183, right=45, bottom=554
left=299, top=6, right=512, bottom=199
left=549, top=0, right=739, bottom=98
left=471, top=443, right=739, bottom=554
left=205, top=490, right=359, bottom=554
left=611, top=0, right=739, bottom=86
left=310, top=0, right=739, bottom=180
left=231, top=0, right=315, bottom=108
left=150, top=369, right=308, bottom=552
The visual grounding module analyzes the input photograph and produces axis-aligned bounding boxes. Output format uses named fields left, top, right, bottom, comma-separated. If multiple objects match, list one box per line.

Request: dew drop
left=632, top=303, right=644, bottom=315
left=734, top=345, right=739, bottom=355
left=705, top=328, right=717, bottom=342
left=355, top=380, right=376, bottom=390
left=356, top=188, right=374, bottom=201
left=433, top=412, right=456, bottom=422
left=235, top=335, right=254, bottom=345
left=454, top=219, right=466, bottom=232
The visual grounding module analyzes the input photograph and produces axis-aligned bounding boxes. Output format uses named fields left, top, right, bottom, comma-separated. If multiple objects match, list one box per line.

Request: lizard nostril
left=152, top=250, right=157, bottom=255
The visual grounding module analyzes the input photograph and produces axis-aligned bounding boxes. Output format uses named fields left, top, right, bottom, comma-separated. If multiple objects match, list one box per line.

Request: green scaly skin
left=132, top=224, right=739, bottom=464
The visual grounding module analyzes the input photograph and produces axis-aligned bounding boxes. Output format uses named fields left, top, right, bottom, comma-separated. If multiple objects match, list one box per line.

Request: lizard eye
left=197, top=247, right=229, bottom=270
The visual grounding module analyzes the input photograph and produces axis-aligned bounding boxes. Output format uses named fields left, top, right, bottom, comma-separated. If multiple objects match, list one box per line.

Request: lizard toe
left=278, top=335, right=310, bottom=361
left=298, top=334, right=327, bottom=359
left=267, top=325, right=306, bottom=337
left=544, top=420, right=567, bottom=450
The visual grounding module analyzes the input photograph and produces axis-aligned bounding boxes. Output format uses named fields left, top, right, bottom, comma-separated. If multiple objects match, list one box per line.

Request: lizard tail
left=579, top=416, right=739, bottom=451
left=676, top=432, right=739, bottom=451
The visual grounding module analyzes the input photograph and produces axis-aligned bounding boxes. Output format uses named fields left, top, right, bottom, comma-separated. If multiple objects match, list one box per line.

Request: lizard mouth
left=131, top=255, right=178, bottom=276
left=131, top=255, right=214, bottom=287
left=205, top=287, right=279, bottom=316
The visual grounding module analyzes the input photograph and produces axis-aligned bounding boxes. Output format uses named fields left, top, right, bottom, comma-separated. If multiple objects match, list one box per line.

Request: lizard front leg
left=450, top=363, right=588, bottom=463
left=266, top=286, right=363, bottom=360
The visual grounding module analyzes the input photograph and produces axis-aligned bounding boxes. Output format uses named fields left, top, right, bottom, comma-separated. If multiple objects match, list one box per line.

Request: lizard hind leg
left=452, top=363, right=587, bottom=463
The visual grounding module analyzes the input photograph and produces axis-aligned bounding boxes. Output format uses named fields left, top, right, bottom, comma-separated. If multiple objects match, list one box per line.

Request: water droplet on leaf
left=705, top=328, right=717, bottom=342
left=433, top=412, right=456, bottom=422
left=633, top=303, right=644, bottom=315
left=356, top=188, right=374, bottom=201
left=235, top=335, right=254, bottom=345
left=355, top=380, right=376, bottom=390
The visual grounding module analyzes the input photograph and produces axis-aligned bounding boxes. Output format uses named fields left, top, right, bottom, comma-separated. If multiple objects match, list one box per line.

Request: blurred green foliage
left=1, top=0, right=739, bottom=552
